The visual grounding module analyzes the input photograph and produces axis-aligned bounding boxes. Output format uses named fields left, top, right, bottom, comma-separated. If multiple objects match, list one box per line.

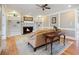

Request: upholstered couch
left=28, top=28, right=59, bottom=51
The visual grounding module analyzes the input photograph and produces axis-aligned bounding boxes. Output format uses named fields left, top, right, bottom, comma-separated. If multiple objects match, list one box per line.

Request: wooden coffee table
left=44, top=32, right=65, bottom=55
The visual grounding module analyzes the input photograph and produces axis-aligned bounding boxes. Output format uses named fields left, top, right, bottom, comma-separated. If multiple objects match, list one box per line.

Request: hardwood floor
left=0, top=37, right=18, bottom=55
left=61, top=40, right=79, bottom=55
left=0, top=36, right=79, bottom=55
left=6, top=37, right=18, bottom=55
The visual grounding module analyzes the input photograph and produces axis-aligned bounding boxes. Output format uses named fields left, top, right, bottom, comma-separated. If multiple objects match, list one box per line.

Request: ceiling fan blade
left=36, top=4, right=42, bottom=8
left=42, top=4, right=48, bottom=7
left=45, top=7, right=51, bottom=9
left=36, top=4, right=50, bottom=11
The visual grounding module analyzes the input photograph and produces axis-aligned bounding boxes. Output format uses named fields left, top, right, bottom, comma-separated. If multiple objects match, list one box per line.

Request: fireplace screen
left=23, top=27, right=33, bottom=34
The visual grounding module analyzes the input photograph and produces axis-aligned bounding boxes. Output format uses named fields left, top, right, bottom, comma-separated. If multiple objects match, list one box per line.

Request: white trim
left=59, top=28, right=75, bottom=31
left=66, top=36, right=75, bottom=40
left=61, top=35, right=75, bottom=40
left=7, top=34, right=22, bottom=38
left=58, top=12, right=60, bottom=28
left=74, top=9, right=78, bottom=40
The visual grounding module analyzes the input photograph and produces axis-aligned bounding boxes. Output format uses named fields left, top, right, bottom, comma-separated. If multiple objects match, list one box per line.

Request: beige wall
left=42, top=16, right=49, bottom=27
left=60, top=10, right=75, bottom=29
left=60, top=10, right=75, bottom=38
left=47, top=9, right=75, bottom=38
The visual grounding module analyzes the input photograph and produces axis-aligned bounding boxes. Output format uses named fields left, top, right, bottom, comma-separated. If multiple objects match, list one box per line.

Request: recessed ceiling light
left=68, top=5, right=72, bottom=8
left=38, top=15, right=42, bottom=17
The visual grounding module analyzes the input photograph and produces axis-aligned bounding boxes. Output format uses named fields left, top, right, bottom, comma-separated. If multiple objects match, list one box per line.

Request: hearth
left=23, top=26, right=33, bottom=34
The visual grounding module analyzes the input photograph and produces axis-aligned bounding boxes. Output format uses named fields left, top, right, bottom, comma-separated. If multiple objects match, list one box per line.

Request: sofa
left=28, top=28, right=60, bottom=51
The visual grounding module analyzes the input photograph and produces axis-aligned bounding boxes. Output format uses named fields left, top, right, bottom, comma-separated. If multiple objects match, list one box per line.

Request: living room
left=0, top=4, right=79, bottom=55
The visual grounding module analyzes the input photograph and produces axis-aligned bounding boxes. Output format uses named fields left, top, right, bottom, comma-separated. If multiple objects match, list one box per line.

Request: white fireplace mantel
left=22, top=21, right=34, bottom=27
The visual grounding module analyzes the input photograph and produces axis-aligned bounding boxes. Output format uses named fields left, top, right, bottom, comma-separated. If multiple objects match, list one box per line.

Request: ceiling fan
left=36, top=4, right=51, bottom=11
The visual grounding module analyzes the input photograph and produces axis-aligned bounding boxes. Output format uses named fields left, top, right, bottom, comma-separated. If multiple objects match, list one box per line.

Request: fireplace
left=23, top=26, right=33, bottom=34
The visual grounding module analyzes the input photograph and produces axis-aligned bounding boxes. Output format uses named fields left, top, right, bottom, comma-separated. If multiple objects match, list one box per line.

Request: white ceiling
left=6, top=4, right=79, bottom=16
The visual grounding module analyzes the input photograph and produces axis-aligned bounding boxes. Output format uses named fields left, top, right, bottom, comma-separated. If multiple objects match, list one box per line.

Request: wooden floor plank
left=6, top=37, right=18, bottom=55
left=61, top=40, right=79, bottom=55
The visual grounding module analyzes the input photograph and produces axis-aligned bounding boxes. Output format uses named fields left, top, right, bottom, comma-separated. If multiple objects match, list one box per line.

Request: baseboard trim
left=64, top=36, right=75, bottom=40
left=60, top=28, right=75, bottom=31
left=61, top=35, right=75, bottom=40
left=7, top=34, right=21, bottom=38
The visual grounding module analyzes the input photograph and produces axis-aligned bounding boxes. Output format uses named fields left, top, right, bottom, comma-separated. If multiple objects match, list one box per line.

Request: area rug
left=16, top=35, right=73, bottom=55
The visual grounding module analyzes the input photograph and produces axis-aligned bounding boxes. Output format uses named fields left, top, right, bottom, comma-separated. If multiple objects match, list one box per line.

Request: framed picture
left=51, top=17, right=56, bottom=24
left=23, top=17, right=33, bottom=21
